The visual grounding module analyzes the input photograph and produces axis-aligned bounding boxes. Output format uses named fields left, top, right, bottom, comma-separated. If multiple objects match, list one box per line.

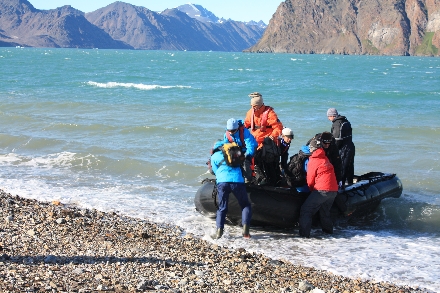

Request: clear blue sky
left=27, top=0, right=283, bottom=24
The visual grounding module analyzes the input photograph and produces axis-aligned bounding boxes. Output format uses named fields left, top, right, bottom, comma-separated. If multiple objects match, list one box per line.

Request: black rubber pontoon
left=194, top=172, right=402, bottom=228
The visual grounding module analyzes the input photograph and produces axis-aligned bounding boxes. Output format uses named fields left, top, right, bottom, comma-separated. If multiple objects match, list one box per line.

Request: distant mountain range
left=0, top=0, right=266, bottom=51
left=2, top=0, right=439, bottom=56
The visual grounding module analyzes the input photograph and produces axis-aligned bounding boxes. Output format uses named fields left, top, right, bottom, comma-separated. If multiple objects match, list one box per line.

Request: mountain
left=176, top=3, right=267, bottom=28
left=0, top=0, right=265, bottom=51
left=176, top=3, right=221, bottom=23
left=246, top=0, right=440, bottom=56
left=0, top=0, right=132, bottom=49
left=85, top=2, right=265, bottom=51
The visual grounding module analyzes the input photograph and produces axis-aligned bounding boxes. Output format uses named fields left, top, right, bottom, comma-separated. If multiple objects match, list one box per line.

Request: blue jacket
left=211, top=141, right=245, bottom=183
left=222, top=120, right=257, bottom=157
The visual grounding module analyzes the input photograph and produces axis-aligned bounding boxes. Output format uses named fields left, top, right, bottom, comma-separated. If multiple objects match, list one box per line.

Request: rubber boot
left=211, top=228, right=223, bottom=240
left=242, top=224, right=251, bottom=239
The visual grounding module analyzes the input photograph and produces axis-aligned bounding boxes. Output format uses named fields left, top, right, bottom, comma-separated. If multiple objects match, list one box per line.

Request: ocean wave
left=0, top=152, right=99, bottom=170
left=86, top=81, right=191, bottom=90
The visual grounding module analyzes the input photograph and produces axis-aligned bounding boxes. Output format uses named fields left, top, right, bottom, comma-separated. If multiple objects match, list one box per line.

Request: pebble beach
left=0, top=190, right=429, bottom=293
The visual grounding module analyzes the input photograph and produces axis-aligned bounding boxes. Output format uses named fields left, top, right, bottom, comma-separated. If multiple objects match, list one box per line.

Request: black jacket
left=331, top=115, right=353, bottom=149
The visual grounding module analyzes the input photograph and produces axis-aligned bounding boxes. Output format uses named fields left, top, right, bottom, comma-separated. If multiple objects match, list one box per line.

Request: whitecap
left=86, top=81, right=190, bottom=90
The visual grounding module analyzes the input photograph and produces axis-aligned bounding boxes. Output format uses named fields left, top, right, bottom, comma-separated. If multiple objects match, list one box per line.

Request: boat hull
left=194, top=172, right=402, bottom=228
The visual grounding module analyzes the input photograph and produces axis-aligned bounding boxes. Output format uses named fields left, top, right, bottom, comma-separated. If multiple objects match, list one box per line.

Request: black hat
left=320, top=132, right=333, bottom=144
left=309, top=138, right=321, bottom=153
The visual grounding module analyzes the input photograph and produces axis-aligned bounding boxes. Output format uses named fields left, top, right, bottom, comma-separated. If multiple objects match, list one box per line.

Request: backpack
left=287, top=151, right=309, bottom=187
left=261, top=136, right=280, bottom=163
left=221, top=142, right=245, bottom=167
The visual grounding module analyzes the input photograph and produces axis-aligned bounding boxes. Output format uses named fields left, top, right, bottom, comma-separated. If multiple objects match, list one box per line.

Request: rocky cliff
left=247, top=0, right=440, bottom=56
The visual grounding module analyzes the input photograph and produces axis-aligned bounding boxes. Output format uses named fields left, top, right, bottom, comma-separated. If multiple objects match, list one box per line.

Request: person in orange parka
left=244, top=92, right=283, bottom=186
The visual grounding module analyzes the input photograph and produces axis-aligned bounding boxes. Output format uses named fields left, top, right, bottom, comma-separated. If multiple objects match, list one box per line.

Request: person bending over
left=210, top=140, right=252, bottom=239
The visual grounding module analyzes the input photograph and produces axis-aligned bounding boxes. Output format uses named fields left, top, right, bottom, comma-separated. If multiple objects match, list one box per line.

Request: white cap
left=282, top=128, right=294, bottom=138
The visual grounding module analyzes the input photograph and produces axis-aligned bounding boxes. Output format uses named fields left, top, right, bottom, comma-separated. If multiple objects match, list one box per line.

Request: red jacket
left=307, top=148, right=338, bottom=192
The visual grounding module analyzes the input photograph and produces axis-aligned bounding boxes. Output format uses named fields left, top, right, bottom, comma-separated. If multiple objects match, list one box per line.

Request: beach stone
left=0, top=190, right=428, bottom=293
left=194, top=270, right=204, bottom=277
left=299, top=280, right=315, bottom=291
left=72, top=268, right=84, bottom=274
left=26, top=229, right=36, bottom=236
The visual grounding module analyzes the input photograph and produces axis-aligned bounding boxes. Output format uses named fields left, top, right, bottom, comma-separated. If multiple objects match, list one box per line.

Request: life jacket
left=220, top=142, right=244, bottom=167
left=225, top=122, right=246, bottom=149
left=251, top=106, right=272, bottom=132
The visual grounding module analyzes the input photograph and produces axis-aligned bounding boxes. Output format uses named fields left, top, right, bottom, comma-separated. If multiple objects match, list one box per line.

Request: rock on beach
left=0, top=189, right=428, bottom=292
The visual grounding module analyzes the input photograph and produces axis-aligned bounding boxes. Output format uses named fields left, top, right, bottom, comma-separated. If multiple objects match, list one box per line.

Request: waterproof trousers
left=340, top=142, right=355, bottom=185
left=299, top=190, right=337, bottom=238
left=216, top=182, right=252, bottom=229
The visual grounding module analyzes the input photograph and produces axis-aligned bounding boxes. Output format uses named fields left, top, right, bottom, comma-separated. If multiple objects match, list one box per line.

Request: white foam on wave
left=86, top=81, right=191, bottom=90
left=184, top=220, right=440, bottom=292
left=0, top=152, right=98, bottom=170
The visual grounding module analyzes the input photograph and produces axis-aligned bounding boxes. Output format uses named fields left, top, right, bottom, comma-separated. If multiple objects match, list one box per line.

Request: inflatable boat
left=194, top=172, right=402, bottom=228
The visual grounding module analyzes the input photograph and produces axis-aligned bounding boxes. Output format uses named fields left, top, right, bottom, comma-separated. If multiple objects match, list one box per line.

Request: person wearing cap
left=307, top=132, right=343, bottom=187
left=244, top=92, right=284, bottom=186
left=327, top=108, right=355, bottom=185
left=210, top=140, right=252, bottom=240
left=223, top=118, right=257, bottom=183
left=299, top=138, right=339, bottom=238
left=278, top=127, right=294, bottom=178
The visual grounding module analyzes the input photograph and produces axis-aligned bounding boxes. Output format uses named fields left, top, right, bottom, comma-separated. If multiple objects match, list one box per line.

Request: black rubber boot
left=242, top=224, right=251, bottom=239
left=211, top=228, right=223, bottom=239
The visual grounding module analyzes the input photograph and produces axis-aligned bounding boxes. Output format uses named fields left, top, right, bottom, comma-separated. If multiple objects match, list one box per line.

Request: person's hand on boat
left=338, top=181, right=344, bottom=191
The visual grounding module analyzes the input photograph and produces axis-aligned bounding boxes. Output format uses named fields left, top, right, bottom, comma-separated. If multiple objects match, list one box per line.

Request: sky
left=27, top=0, right=283, bottom=24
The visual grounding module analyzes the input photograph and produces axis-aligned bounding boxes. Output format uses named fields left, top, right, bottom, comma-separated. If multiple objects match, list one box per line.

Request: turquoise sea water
left=1, top=48, right=439, bottom=291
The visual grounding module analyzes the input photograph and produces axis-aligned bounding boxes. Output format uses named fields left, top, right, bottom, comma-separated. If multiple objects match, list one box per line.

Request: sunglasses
left=228, top=129, right=238, bottom=134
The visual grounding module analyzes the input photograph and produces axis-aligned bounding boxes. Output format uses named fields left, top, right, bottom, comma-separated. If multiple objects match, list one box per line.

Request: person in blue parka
left=210, top=139, right=252, bottom=240
left=223, top=118, right=257, bottom=183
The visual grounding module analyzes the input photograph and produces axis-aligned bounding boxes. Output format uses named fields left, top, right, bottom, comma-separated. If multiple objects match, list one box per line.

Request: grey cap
left=327, top=108, right=338, bottom=117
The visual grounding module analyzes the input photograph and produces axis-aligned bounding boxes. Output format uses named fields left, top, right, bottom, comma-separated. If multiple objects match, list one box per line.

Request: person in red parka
left=299, top=137, right=339, bottom=238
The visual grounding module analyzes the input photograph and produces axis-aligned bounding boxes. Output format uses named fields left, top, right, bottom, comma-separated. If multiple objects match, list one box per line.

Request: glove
left=338, top=181, right=344, bottom=190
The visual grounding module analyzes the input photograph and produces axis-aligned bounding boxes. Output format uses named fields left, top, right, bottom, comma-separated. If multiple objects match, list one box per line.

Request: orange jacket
left=244, top=105, right=283, bottom=148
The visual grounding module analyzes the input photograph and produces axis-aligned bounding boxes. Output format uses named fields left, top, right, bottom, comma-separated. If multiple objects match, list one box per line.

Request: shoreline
left=0, top=189, right=429, bottom=292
